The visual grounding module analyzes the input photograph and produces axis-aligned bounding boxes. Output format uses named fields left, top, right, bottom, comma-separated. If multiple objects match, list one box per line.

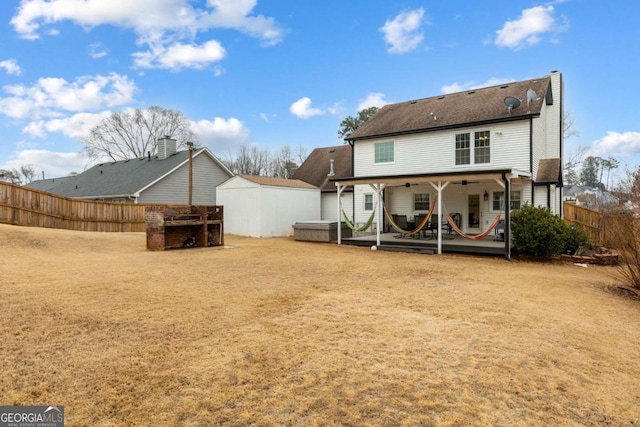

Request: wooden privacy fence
left=563, top=201, right=622, bottom=248
left=0, top=182, right=151, bottom=232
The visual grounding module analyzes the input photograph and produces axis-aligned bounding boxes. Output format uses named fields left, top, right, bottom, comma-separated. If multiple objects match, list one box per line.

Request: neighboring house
left=332, top=71, right=564, bottom=257
left=27, top=137, right=233, bottom=205
left=217, top=174, right=320, bottom=237
left=292, top=145, right=353, bottom=221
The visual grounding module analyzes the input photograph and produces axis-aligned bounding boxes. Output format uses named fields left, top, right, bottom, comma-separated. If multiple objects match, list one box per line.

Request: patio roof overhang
left=330, top=168, right=532, bottom=187
left=331, top=168, right=529, bottom=260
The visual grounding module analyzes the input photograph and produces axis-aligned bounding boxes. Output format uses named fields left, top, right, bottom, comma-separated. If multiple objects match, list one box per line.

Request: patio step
left=376, top=244, right=435, bottom=255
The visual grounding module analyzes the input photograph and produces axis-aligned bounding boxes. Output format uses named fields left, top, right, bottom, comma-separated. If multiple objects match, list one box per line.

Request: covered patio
left=333, top=169, right=531, bottom=259
left=341, top=231, right=506, bottom=256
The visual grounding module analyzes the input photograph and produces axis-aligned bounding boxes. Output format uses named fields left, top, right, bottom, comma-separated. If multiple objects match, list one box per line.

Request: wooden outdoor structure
left=0, top=182, right=148, bottom=232
left=145, top=205, right=224, bottom=251
left=563, top=201, right=622, bottom=248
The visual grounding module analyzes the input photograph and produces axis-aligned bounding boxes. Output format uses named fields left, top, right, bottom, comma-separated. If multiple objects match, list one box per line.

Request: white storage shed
left=217, top=175, right=320, bottom=237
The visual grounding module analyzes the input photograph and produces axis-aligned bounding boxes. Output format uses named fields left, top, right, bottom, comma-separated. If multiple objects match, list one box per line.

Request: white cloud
left=22, top=112, right=111, bottom=139
left=11, top=0, right=284, bottom=63
left=380, top=8, right=426, bottom=54
left=441, top=77, right=515, bottom=94
left=495, top=5, right=567, bottom=50
left=1, top=149, right=88, bottom=178
left=358, top=93, right=389, bottom=111
left=590, top=131, right=640, bottom=158
left=0, top=73, right=136, bottom=119
left=89, top=42, right=108, bottom=59
left=289, top=97, right=325, bottom=119
left=133, top=40, right=226, bottom=70
left=190, top=117, right=250, bottom=150
left=0, top=59, right=22, bottom=76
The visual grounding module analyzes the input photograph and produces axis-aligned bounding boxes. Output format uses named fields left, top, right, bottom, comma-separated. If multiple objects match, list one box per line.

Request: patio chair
left=413, top=214, right=427, bottom=239
left=494, top=219, right=505, bottom=241
left=449, top=213, right=462, bottom=234
left=393, top=214, right=409, bottom=238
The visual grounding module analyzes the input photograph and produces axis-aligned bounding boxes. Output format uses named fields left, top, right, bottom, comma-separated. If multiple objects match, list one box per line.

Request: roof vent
left=467, top=90, right=475, bottom=94
left=438, top=96, right=445, bottom=99
left=500, top=85, right=509, bottom=89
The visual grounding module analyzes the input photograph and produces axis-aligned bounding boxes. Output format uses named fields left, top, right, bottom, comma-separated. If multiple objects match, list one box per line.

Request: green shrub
left=563, top=224, right=591, bottom=255
left=511, top=204, right=569, bottom=257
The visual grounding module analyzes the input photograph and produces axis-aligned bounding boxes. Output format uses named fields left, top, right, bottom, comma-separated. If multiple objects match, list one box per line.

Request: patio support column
left=336, top=183, right=346, bottom=244
left=369, top=183, right=386, bottom=248
left=430, top=181, right=449, bottom=254
left=502, top=173, right=511, bottom=260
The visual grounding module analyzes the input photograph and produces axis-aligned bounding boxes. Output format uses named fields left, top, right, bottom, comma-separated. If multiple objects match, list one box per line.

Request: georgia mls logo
left=0, top=405, right=64, bottom=427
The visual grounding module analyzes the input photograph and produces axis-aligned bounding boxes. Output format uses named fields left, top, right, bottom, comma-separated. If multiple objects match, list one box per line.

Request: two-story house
left=333, top=71, right=563, bottom=258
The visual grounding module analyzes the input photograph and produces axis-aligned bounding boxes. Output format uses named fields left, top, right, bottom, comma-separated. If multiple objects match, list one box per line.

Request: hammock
left=342, top=209, right=376, bottom=232
left=446, top=213, right=502, bottom=240
left=383, top=198, right=437, bottom=237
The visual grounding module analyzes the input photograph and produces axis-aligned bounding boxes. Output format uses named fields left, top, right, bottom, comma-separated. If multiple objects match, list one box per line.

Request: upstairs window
left=474, top=131, right=491, bottom=163
left=455, top=130, right=491, bottom=165
left=455, top=133, right=471, bottom=165
left=375, top=141, right=394, bottom=163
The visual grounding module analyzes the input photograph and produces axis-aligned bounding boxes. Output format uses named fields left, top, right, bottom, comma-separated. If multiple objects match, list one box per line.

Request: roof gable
left=27, top=147, right=232, bottom=198
left=292, top=145, right=352, bottom=191
left=347, top=75, right=552, bottom=141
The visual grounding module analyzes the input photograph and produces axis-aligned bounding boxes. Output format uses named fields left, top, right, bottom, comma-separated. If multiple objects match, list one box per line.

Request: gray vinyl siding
left=138, top=154, right=231, bottom=204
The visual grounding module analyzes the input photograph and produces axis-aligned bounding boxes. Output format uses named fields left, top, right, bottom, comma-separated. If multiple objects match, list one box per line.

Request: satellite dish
left=504, top=96, right=521, bottom=113
left=526, top=89, right=539, bottom=103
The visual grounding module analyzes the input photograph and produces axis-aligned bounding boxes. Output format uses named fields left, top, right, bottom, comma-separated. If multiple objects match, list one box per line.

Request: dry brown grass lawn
left=1, top=223, right=639, bottom=426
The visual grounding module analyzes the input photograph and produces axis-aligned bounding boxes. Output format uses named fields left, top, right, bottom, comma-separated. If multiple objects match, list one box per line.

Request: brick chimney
left=157, top=136, right=177, bottom=160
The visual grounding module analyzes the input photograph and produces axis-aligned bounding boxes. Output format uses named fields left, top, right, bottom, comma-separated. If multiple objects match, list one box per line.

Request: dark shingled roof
left=535, top=158, right=562, bottom=184
left=292, top=145, right=352, bottom=192
left=346, top=75, right=553, bottom=141
left=27, top=148, right=230, bottom=198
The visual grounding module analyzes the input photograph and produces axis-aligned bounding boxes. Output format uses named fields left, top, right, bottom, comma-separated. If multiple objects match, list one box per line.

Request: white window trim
left=413, top=192, right=431, bottom=212
left=491, top=190, right=521, bottom=213
left=453, top=128, right=493, bottom=167
left=374, top=140, right=396, bottom=165
left=364, top=193, right=374, bottom=211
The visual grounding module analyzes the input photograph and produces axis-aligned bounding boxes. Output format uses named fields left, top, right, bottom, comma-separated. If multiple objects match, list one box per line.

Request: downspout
left=547, top=184, right=551, bottom=208
left=530, top=117, right=535, bottom=206
left=502, top=172, right=511, bottom=261
left=349, top=139, right=356, bottom=225
left=558, top=72, right=564, bottom=218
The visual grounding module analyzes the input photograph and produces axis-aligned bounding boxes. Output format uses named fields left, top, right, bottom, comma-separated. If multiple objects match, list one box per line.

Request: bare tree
left=0, top=168, right=21, bottom=184
left=19, top=164, right=37, bottom=184
left=81, top=106, right=197, bottom=162
left=229, top=146, right=271, bottom=175
left=224, top=144, right=308, bottom=178
left=563, top=109, right=579, bottom=141
left=272, top=145, right=299, bottom=178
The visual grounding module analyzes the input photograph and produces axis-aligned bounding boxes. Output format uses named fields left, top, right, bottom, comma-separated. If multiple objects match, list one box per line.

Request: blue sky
left=1, top=0, right=639, bottom=183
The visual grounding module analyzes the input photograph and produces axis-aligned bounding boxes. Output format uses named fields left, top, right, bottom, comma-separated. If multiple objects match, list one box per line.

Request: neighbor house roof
left=27, top=148, right=232, bottom=199
left=346, top=74, right=553, bottom=141
left=236, top=174, right=318, bottom=189
left=292, top=145, right=352, bottom=192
